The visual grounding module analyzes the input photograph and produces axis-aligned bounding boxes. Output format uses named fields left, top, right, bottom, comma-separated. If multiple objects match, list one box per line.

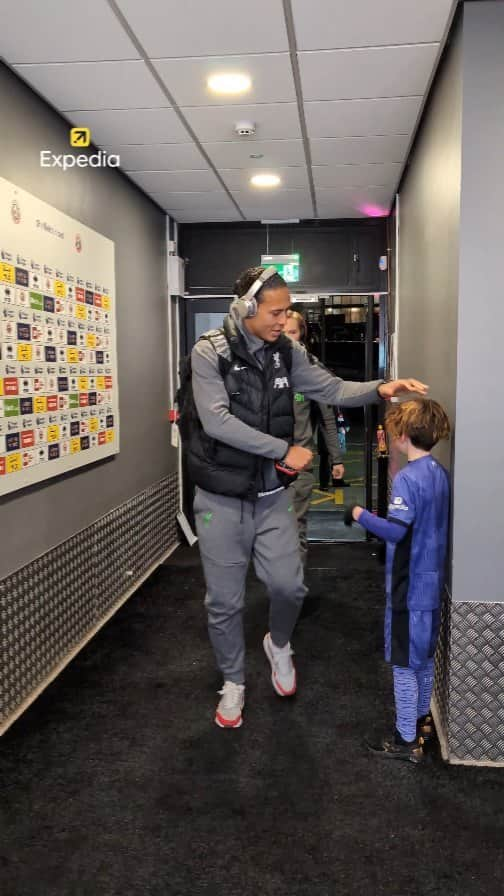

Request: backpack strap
left=200, top=328, right=231, bottom=362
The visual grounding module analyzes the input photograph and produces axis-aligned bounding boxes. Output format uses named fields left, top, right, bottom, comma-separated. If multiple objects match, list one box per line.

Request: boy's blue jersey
left=386, top=456, right=450, bottom=611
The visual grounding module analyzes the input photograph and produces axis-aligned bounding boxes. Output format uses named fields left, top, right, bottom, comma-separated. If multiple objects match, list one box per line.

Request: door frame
left=180, top=292, right=388, bottom=534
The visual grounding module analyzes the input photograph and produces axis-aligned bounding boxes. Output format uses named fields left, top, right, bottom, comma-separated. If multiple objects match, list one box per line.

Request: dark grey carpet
left=1, top=543, right=503, bottom=896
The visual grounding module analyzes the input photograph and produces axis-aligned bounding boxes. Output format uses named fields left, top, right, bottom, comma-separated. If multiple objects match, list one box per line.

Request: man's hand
left=378, top=379, right=428, bottom=400
left=283, top=445, right=313, bottom=471
left=332, top=463, right=344, bottom=480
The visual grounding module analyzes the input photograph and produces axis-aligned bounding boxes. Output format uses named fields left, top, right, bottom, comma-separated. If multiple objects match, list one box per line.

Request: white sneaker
left=215, top=681, right=245, bottom=728
left=263, top=633, right=297, bottom=697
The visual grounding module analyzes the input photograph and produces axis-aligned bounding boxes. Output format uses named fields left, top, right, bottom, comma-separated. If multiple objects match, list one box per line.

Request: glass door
left=293, top=294, right=383, bottom=542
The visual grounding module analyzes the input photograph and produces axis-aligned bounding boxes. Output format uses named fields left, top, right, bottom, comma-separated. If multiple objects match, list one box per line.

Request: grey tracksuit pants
left=194, top=486, right=307, bottom=684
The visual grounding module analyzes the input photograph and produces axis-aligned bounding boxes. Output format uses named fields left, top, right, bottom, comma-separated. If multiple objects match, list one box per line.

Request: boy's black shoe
left=332, top=478, right=350, bottom=488
left=366, top=730, right=425, bottom=764
left=417, top=711, right=435, bottom=744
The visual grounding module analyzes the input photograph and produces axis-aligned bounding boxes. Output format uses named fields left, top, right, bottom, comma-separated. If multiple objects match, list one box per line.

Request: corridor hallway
left=1, top=544, right=503, bottom=896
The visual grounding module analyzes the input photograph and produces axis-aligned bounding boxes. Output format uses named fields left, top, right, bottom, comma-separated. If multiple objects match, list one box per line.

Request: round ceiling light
left=207, top=72, right=252, bottom=95
left=250, top=173, right=281, bottom=188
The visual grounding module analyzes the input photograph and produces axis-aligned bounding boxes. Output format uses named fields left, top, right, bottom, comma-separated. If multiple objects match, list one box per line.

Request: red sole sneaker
left=215, top=711, right=243, bottom=729
left=263, top=634, right=297, bottom=697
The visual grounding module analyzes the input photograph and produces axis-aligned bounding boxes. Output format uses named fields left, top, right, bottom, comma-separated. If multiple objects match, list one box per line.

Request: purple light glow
left=359, top=203, right=388, bottom=217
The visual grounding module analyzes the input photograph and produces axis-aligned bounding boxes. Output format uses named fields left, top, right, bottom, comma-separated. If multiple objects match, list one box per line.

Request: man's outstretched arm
left=290, top=342, right=428, bottom=406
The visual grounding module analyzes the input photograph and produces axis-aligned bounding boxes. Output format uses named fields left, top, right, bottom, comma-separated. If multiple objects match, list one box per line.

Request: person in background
left=284, top=308, right=344, bottom=571
left=318, top=408, right=348, bottom=491
left=344, top=398, right=450, bottom=763
left=189, top=264, right=429, bottom=730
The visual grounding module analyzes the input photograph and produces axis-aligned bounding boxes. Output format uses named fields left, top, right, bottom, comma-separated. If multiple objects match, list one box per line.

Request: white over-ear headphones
left=232, top=266, right=279, bottom=320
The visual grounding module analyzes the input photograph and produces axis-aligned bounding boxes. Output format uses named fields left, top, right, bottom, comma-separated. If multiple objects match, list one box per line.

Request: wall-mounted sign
left=0, top=176, right=119, bottom=497
left=261, top=253, right=300, bottom=283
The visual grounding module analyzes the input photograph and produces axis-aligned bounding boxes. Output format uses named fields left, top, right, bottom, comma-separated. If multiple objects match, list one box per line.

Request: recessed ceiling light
left=250, top=173, right=281, bottom=188
left=207, top=72, right=252, bottom=95
left=250, top=153, right=264, bottom=159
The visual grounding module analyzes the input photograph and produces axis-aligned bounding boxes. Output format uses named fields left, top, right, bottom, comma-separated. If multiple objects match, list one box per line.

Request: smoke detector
left=234, top=121, right=256, bottom=136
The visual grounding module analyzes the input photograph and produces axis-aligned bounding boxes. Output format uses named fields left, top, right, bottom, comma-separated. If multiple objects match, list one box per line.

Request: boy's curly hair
left=385, top=398, right=451, bottom=451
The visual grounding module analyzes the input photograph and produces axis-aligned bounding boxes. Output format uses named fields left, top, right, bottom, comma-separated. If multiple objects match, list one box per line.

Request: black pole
left=320, top=295, right=326, bottom=366
left=364, top=295, right=374, bottom=513
left=377, top=295, right=389, bottom=518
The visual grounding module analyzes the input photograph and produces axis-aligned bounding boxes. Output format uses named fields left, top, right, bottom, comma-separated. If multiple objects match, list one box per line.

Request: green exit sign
left=261, top=253, right=300, bottom=283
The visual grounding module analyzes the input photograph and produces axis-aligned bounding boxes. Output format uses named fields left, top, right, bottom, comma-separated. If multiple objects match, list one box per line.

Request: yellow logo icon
left=70, top=127, right=91, bottom=147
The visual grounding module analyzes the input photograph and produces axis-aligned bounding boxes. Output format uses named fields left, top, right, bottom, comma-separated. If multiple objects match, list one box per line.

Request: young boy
left=345, top=398, right=451, bottom=763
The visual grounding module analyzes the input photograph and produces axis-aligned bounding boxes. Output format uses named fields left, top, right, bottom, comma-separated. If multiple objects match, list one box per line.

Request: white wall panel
left=116, top=0, right=288, bottom=56
left=154, top=54, right=295, bottom=106
left=0, top=0, right=139, bottom=63
left=14, top=61, right=170, bottom=112
left=299, top=44, right=439, bottom=102
left=292, top=0, right=455, bottom=51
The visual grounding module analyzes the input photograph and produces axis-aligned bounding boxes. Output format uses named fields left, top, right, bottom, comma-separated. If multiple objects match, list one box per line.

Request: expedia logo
left=40, top=129, right=120, bottom=171
left=70, top=127, right=90, bottom=147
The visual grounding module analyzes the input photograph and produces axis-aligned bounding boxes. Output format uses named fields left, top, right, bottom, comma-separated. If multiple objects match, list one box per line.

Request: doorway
left=291, top=294, right=387, bottom=541
left=181, top=293, right=387, bottom=541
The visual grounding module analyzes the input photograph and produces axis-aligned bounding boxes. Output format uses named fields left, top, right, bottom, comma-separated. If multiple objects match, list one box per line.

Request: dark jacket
left=187, top=315, right=294, bottom=499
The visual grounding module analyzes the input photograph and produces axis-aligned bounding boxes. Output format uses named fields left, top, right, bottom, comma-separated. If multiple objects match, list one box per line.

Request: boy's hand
left=378, top=379, right=428, bottom=400
left=344, top=504, right=363, bottom=526
left=282, top=445, right=313, bottom=471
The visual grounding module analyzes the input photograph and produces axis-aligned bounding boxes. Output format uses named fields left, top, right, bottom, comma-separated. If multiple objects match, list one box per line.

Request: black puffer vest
left=187, top=315, right=294, bottom=499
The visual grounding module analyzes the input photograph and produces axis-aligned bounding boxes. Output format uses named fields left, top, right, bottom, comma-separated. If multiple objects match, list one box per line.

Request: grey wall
left=0, top=64, right=175, bottom=578
left=397, top=20, right=462, bottom=470
left=452, top=1, right=504, bottom=603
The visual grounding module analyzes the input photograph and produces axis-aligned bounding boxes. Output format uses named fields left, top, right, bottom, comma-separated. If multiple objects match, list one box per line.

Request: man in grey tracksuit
left=189, top=266, right=427, bottom=728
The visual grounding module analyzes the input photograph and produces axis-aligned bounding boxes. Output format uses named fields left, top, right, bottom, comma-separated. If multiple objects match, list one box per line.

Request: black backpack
left=174, top=329, right=231, bottom=443
left=174, top=352, right=198, bottom=444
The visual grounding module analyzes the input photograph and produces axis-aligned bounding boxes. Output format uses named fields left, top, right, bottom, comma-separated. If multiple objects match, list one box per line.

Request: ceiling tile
left=316, top=186, right=393, bottom=217
left=292, top=0, right=455, bottom=50
left=101, top=143, right=207, bottom=170
left=310, top=135, right=409, bottom=165
left=116, top=0, right=288, bottom=56
left=154, top=54, right=295, bottom=107
left=220, top=167, right=309, bottom=191
left=203, top=139, right=305, bottom=169
left=313, top=162, right=402, bottom=188
left=183, top=103, right=302, bottom=143
left=14, top=61, right=170, bottom=111
left=299, top=44, right=439, bottom=102
left=305, top=96, right=422, bottom=138
left=64, top=109, right=190, bottom=146
left=235, top=190, right=314, bottom=219
left=0, top=0, right=139, bottom=63
left=127, top=170, right=221, bottom=192
left=146, top=190, right=237, bottom=211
